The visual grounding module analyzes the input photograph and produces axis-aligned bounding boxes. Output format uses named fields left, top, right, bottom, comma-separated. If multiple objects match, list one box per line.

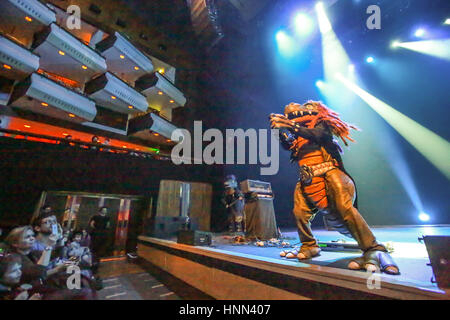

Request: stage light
left=58, top=51, right=65, bottom=56
left=445, top=18, right=450, bottom=25
left=315, top=80, right=324, bottom=88
left=315, top=2, right=332, bottom=34
left=134, top=66, right=139, bottom=71
left=81, top=65, right=87, bottom=70
left=111, top=95, right=116, bottom=100
left=120, top=54, right=125, bottom=59
left=275, top=30, right=296, bottom=56
left=414, top=28, right=426, bottom=38
left=336, top=74, right=450, bottom=179
left=348, top=64, right=355, bottom=72
left=294, top=12, right=314, bottom=36
left=418, top=212, right=430, bottom=222
left=393, top=39, right=450, bottom=61
left=390, top=40, right=401, bottom=49
left=366, top=56, right=374, bottom=63
left=315, top=3, right=351, bottom=82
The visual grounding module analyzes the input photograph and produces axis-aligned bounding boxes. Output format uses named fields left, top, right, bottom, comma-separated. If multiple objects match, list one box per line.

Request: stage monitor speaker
left=177, top=230, right=212, bottom=246
left=420, top=235, right=450, bottom=289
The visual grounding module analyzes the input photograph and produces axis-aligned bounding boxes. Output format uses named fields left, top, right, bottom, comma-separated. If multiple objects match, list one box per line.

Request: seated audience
left=5, top=226, right=96, bottom=300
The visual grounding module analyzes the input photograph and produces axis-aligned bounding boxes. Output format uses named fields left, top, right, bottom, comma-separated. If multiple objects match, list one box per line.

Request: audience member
left=89, top=207, right=111, bottom=259
left=0, top=252, right=42, bottom=300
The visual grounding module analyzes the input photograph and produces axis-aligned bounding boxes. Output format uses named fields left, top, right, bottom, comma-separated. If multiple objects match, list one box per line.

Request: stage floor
left=204, top=225, right=450, bottom=293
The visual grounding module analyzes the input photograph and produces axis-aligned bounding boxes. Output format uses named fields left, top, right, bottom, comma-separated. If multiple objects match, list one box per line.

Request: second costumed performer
left=269, top=101, right=399, bottom=275
left=221, top=175, right=245, bottom=234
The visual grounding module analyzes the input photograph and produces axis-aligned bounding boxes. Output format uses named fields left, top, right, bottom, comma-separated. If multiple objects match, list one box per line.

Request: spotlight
left=315, top=80, right=324, bottom=88
left=414, top=28, right=426, bottom=38
left=390, top=40, right=401, bottom=49
left=348, top=64, right=355, bottom=72
left=445, top=18, right=450, bottom=25
left=418, top=212, right=430, bottom=222
left=294, top=12, right=314, bottom=36
left=366, top=56, right=374, bottom=63
left=315, top=2, right=332, bottom=34
left=337, top=74, right=450, bottom=179
left=392, top=39, right=450, bottom=61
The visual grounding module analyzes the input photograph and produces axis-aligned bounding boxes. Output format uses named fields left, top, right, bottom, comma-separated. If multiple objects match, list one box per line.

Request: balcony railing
left=0, top=0, right=56, bottom=47
left=85, top=72, right=148, bottom=114
left=32, top=23, right=107, bottom=84
left=128, top=112, right=183, bottom=143
left=0, top=34, right=39, bottom=80
left=9, top=72, right=97, bottom=122
left=96, top=32, right=154, bottom=84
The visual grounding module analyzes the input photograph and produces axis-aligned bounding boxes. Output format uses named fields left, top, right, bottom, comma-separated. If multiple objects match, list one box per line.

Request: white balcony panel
left=128, top=112, right=183, bottom=142
left=85, top=72, right=148, bottom=114
left=136, top=73, right=186, bottom=117
left=32, top=24, right=107, bottom=84
left=0, top=35, right=39, bottom=80
left=96, top=32, right=154, bottom=84
left=0, top=0, right=56, bottom=47
left=9, top=73, right=96, bottom=122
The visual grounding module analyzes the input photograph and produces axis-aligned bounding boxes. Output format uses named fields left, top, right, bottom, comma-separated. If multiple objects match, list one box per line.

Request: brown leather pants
left=293, top=168, right=386, bottom=252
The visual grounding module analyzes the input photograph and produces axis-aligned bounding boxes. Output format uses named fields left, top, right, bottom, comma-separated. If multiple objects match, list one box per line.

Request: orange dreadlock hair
left=290, top=101, right=359, bottom=152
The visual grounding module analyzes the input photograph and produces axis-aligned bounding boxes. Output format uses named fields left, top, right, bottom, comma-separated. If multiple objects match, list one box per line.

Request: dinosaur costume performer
left=270, top=101, right=399, bottom=275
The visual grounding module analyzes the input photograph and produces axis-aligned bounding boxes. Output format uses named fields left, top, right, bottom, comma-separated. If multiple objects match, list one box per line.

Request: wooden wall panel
left=156, top=180, right=212, bottom=231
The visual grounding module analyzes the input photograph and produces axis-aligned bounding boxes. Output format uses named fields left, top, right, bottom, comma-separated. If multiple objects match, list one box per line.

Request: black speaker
left=420, top=235, right=450, bottom=289
left=145, top=217, right=197, bottom=239
left=177, top=230, right=212, bottom=246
